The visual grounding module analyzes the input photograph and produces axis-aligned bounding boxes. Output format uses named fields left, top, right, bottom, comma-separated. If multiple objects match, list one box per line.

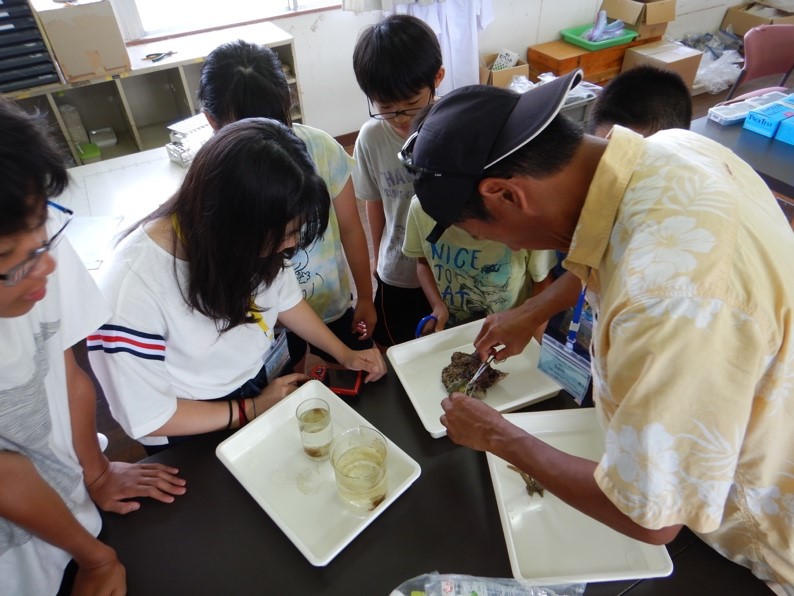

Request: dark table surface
left=690, top=114, right=794, bottom=198
left=101, top=363, right=772, bottom=595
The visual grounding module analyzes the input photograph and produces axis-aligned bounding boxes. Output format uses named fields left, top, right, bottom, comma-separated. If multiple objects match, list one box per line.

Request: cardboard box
left=527, top=36, right=661, bottom=84
left=720, top=3, right=794, bottom=37
left=479, top=52, right=530, bottom=88
left=30, top=0, right=130, bottom=82
left=775, top=116, right=794, bottom=146
left=600, top=0, right=676, bottom=40
left=621, top=40, right=704, bottom=89
left=743, top=101, right=794, bottom=137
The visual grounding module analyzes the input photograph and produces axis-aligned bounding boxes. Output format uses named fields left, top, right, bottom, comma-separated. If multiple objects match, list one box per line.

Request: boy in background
left=590, top=64, right=692, bottom=136
left=352, top=14, right=443, bottom=347
left=0, top=98, right=185, bottom=595
left=402, top=195, right=556, bottom=335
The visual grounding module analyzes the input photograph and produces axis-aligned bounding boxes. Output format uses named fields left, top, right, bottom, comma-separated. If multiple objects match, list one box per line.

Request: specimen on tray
left=441, top=351, right=507, bottom=399
left=507, top=465, right=545, bottom=498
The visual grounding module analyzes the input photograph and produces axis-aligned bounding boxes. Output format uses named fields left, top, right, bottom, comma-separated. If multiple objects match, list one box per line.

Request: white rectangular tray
left=487, top=408, right=673, bottom=584
left=386, top=320, right=561, bottom=438
left=216, top=380, right=421, bottom=566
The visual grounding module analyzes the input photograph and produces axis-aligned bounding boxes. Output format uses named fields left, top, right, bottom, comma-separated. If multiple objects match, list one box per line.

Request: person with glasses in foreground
left=0, top=98, right=186, bottom=595
left=400, top=107, right=558, bottom=336
left=406, top=70, right=794, bottom=590
left=87, top=119, right=385, bottom=455
left=351, top=14, right=443, bottom=347
left=469, top=65, right=695, bottom=361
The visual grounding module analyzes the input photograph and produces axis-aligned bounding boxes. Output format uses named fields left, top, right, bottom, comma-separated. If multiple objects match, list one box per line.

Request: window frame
left=110, top=0, right=338, bottom=42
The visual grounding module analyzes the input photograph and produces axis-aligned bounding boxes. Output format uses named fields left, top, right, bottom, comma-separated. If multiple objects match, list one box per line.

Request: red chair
left=725, top=23, right=794, bottom=101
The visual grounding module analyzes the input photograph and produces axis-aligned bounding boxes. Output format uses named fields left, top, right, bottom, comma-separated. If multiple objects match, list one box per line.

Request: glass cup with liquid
left=295, top=397, right=333, bottom=460
left=330, top=426, right=388, bottom=513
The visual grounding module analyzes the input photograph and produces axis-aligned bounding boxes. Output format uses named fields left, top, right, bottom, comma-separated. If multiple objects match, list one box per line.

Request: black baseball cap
left=400, top=69, right=583, bottom=244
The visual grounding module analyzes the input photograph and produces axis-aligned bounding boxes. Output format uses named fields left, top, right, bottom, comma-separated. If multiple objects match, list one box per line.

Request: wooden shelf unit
left=3, top=21, right=302, bottom=165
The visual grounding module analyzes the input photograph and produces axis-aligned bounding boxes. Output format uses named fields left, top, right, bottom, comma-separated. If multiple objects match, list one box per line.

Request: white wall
left=276, top=0, right=744, bottom=137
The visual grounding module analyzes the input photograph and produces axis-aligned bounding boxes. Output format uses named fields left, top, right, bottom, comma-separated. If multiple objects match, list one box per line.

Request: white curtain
left=342, top=0, right=438, bottom=12
left=343, top=0, right=494, bottom=97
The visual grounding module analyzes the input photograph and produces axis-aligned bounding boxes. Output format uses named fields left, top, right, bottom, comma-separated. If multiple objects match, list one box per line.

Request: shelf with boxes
left=527, top=37, right=661, bottom=85
left=2, top=10, right=303, bottom=166
left=527, top=0, right=676, bottom=85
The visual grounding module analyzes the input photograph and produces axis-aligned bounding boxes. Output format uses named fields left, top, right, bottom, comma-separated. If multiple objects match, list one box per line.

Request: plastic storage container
left=60, top=104, right=89, bottom=145
left=560, top=24, right=638, bottom=51
left=89, top=127, right=117, bottom=147
left=557, top=79, right=601, bottom=128
left=707, top=91, right=789, bottom=126
left=77, top=142, right=101, bottom=165
left=708, top=103, right=754, bottom=125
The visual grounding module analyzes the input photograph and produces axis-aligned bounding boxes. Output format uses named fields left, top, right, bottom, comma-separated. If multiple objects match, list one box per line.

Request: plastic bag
left=508, top=75, right=536, bottom=94
left=508, top=73, right=599, bottom=104
left=694, top=49, right=744, bottom=94
left=681, top=30, right=742, bottom=60
left=390, top=572, right=586, bottom=596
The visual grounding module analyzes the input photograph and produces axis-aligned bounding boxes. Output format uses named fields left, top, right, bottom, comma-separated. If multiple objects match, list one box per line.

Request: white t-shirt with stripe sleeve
left=87, top=227, right=302, bottom=446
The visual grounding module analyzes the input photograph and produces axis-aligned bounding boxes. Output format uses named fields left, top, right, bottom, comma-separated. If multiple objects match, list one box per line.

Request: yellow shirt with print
left=565, top=126, right=794, bottom=587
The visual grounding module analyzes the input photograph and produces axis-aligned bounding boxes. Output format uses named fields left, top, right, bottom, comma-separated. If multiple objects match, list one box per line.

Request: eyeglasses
left=368, top=92, right=433, bottom=121
left=398, top=131, right=443, bottom=181
left=0, top=201, right=74, bottom=287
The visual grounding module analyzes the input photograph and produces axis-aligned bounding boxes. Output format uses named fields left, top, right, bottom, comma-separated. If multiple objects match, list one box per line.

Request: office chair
left=725, top=23, right=794, bottom=101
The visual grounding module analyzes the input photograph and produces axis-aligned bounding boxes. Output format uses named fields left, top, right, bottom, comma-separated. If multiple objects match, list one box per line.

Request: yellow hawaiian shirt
left=565, top=126, right=794, bottom=588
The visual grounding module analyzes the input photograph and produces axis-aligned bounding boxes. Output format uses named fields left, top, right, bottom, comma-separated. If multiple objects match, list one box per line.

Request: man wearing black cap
left=401, top=69, right=794, bottom=588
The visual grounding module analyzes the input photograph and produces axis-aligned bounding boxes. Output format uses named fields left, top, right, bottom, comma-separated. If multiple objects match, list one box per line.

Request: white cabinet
left=3, top=21, right=302, bottom=165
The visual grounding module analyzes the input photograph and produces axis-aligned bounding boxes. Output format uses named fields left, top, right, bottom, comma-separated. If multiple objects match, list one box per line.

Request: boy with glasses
left=0, top=98, right=185, bottom=595
left=352, top=14, right=443, bottom=347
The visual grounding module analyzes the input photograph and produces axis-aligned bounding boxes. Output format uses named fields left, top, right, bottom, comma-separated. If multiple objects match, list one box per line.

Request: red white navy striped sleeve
left=87, top=324, right=165, bottom=361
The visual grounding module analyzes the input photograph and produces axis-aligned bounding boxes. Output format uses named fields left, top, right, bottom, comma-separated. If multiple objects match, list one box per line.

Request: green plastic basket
left=560, top=24, right=638, bottom=51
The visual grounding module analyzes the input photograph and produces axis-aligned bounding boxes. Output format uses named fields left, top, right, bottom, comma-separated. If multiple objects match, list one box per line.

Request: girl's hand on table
left=255, top=373, right=309, bottom=413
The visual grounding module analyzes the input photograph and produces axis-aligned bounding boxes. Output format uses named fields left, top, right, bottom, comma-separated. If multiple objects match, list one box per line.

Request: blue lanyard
left=565, top=287, right=587, bottom=352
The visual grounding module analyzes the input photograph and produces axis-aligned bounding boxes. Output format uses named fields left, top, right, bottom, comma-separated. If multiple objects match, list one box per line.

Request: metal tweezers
left=464, top=355, right=495, bottom=396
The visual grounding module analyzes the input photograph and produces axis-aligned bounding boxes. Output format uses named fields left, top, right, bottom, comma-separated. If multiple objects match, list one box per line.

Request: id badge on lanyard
left=250, top=305, right=290, bottom=383
left=537, top=287, right=593, bottom=405
left=264, top=330, right=290, bottom=383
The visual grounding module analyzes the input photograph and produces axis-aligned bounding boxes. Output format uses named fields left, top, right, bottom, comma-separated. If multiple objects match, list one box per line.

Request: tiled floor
left=93, top=83, right=768, bottom=464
